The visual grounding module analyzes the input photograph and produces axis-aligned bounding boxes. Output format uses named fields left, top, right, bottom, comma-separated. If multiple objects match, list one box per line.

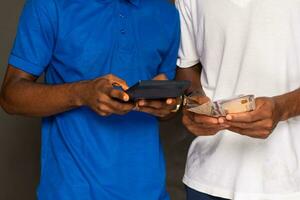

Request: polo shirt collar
left=98, top=0, right=140, bottom=7
left=127, top=0, right=140, bottom=7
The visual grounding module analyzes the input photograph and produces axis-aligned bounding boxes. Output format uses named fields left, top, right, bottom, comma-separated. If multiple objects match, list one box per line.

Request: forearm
left=175, top=63, right=203, bottom=95
left=274, top=88, right=300, bottom=121
left=0, top=79, right=86, bottom=117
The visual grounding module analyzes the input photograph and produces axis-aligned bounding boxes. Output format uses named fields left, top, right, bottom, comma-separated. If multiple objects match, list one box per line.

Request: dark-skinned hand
left=182, top=95, right=229, bottom=136
left=82, top=74, right=134, bottom=116
left=136, top=74, right=178, bottom=118
left=221, top=97, right=282, bottom=139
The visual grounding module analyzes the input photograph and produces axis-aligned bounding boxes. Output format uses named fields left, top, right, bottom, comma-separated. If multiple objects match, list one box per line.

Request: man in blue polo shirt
left=0, top=0, right=180, bottom=199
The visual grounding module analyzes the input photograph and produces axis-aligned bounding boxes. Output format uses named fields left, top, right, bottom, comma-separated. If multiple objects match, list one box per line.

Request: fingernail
left=167, top=99, right=173, bottom=104
left=123, top=95, right=129, bottom=101
left=139, top=101, right=145, bottom=106
left=219, top=118, right=224, bottom=124
left=226, top=115, right=233, bottom=120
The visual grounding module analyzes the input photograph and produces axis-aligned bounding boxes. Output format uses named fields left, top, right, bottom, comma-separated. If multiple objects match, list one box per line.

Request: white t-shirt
left=176, top=0, right=300, bottom=199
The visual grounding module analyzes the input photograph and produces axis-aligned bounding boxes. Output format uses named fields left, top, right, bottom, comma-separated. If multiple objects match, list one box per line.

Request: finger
left=138, top=100, right=164, bottom=109
left=95, top=103, right=113, bottom=116
left=182, top=114, right=193, bottom=126
left=153, top=73, right=168, bottom=80
left=183, top=109, right=199, bottom=123
left=193, top=114, right=220, bottom=125
left=110, top=101, right=134, bottom=114
left=225, top=119, right=274, bottom=131
left=183, top=114, right=228, bottom=129
left=138, top=98, right=176, bottom=109
left=183, top=109, right=228, bottom=127
left=218, top=117, right=226, bottom=124
left=226, top=97, right=272, bottom=122
left=107, top=102, right=134, bottom=115
left=98, top=95, right=134, bottom=114
left=166, top=98, right=177, bottom=105
left=138, top=98, right=177, bottom=109
left=138, top=106, right=170, bottom=117
left=225, top=121, right=255, bottom=130
left=195, top=123, right=229, bottom=129
left=106, top=74, right=129, bottom=90
left=109, top=89, right=130, bottom=102
left=99, top=106, right=113, bottom=114
left=226, top=109, right=264, bottom=123
left=139, top=107, right=170, bottom=117
left=96, top=110, right=111, bottom=117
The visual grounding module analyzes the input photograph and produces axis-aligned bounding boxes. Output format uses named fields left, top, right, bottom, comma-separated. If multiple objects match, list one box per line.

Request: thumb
left=107, top=74, right=129, bottom=90
left=153, top=74, right=168, bottom=81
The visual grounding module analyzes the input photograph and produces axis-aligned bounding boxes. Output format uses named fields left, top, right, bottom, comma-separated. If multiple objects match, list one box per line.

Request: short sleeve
left=175, top=0, right=199, bottom=68
left=158, top=11, right=180, bottom=80
left=8, top=0, right=57, bottom=76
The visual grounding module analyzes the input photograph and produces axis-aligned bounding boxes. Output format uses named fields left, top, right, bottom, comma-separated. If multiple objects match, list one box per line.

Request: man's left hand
left=222, top=97, right=282, bottom=139
left=136, top=74, right=178, bottom=118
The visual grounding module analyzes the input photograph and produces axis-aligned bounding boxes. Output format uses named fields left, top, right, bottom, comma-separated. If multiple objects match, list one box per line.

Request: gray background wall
left=0, top=1, right=194, bottom=199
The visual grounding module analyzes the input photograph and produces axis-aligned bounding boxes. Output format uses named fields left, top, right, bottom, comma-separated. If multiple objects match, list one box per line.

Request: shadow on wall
left=0, top=111, right=41, bottom=200
left=0, top=0, right=42, bottom=199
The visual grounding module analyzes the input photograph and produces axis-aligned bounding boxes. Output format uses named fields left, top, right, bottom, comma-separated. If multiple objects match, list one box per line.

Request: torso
left=183, top=0, right=300, bottom=199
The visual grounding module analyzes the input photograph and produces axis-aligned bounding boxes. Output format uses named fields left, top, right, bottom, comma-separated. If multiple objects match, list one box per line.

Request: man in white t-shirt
left=175, top=0, right=300, bottom=200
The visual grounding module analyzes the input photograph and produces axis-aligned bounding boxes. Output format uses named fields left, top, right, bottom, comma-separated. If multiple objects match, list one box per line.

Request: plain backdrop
left=0, top=0, right=195, bottom=199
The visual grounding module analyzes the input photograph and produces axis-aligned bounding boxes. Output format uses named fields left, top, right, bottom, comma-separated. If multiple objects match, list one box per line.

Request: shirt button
left=120, top=29, right=126, bottom=34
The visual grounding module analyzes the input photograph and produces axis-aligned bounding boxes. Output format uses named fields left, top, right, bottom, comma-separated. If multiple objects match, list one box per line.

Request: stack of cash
left=185, top=95, right=256, bottom=117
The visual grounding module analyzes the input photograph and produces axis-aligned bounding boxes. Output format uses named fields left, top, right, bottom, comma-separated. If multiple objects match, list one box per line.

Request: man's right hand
left=80, top=74, right=134, bottom=116
left=182, top=96, right=229, bottom=136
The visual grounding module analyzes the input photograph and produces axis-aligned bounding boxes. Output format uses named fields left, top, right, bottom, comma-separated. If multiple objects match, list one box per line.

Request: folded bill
left=185, top=95, right=256, bottom=117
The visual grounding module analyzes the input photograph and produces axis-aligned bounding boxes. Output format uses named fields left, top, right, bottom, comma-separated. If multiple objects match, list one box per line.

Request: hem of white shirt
left=183, top=175, right=300, bottom=200
left=176, top=58, right=199, bottom=68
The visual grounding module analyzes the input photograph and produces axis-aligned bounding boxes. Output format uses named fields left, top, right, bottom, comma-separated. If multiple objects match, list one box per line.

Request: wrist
left=71, top=80, right=90, bottom=107
left=187, top=88, right=206, bottom=97
left=273, top=95, right=289, bottom=121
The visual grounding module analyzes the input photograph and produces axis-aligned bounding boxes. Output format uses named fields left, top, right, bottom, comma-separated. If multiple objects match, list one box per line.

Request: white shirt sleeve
left=175, top=0, right=200, bottom=68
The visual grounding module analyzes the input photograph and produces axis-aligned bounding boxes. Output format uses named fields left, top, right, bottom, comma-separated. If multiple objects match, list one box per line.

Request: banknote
left=185, top=95, right=256, bottom=117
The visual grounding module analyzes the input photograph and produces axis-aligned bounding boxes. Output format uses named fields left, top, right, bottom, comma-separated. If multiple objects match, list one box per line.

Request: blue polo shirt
left=9, top=0, right=179, bottom=199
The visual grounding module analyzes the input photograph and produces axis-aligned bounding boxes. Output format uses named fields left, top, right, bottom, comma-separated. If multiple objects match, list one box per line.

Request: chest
left=50, top=2, right=169, bottom=81
left=194, top=0, right=300, bottom=27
